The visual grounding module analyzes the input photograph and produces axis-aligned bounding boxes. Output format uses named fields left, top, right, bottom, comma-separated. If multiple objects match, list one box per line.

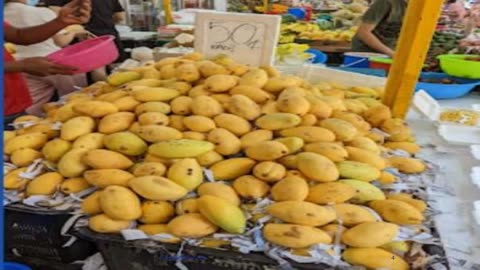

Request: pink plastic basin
left=47, top=35, right=118, bottom=73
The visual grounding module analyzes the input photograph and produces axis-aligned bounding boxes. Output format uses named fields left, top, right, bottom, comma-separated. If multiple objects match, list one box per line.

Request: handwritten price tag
left=195, top=12, right=281, bottom=66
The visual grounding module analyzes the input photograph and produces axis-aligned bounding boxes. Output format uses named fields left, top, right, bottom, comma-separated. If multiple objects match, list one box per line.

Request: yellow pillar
left=163, top=0, right=173, bottom=25
left=382, top=0, right=444, bottom=119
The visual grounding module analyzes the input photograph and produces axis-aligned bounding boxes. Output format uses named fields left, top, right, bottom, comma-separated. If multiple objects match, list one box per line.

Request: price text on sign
left=195, top=12, right=281, bottom=66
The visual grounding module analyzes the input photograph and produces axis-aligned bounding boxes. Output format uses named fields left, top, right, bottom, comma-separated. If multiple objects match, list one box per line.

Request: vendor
left=352, top=0, right=408, bottom=57
left=4, top=0, right=91, bottom=127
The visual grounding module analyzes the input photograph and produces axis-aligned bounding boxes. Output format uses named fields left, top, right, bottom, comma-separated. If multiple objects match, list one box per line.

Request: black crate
left=76, top=228, right=332, bottom=270
left=5, top=204, right=97, bottom=263
left=6, top=255, right=83, bottom=270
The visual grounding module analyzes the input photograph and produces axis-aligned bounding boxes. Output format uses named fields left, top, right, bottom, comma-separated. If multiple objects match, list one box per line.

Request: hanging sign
left=194, top=11, right=281, bottom=66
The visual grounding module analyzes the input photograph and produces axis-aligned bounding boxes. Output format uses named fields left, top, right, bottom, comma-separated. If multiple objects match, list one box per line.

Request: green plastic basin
left=437, top=54, right=480, bottom=79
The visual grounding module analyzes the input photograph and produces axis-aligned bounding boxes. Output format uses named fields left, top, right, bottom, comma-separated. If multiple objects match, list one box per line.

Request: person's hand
left=57, top=0, right=92, bottom=26
left=20, top=57, right=77, bottom=76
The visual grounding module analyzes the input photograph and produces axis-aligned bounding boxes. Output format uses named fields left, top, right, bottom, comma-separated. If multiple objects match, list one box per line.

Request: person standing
left=352, top=0, right=408, bottom=57
left=4, top=0, right=89, bottom=116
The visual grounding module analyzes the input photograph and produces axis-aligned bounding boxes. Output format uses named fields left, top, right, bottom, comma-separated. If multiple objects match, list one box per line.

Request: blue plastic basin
left=288, top=8, right=306, bottom=20
left=4, top=262, right=32, bottom=270
left=416, top=72, right=480, bottom=99
left=306, top=49, right=328, bottom=64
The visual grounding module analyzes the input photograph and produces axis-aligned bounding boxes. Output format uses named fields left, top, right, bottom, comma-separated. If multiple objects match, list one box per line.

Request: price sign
left=194, top=12, right=281, bottom=66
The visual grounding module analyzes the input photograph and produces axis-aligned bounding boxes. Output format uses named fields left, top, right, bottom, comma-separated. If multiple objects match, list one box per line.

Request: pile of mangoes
left=4, top=52, right=429, bottom=270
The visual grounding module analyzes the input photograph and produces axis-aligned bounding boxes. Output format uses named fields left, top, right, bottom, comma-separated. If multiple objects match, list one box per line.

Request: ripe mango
left=280, top=126, right=335, bottom=143
left=129, top=176, right=188, bottom=201
left=60, top=116, right=95, bottom=141
left=84, top=169, right=134, bottom=187
left=5, top=132, right=48, bottom=154
left=274, top=137, right=304, bottom=154
left=197, top=182, right=240, bottom=206
left=384, top=142, right=420, bottom=155
left=342, top=222, right=399, bottom=248
left=60, top=177, right=91, bottom=194
left=213, top=113, right=252, bottom=136
left=267, top=201, right=336, bottom=226
left=263, top=224, right=332, bottom=248
left=89, top=214, right=131, bottom=233
left=196, top=151, right=223, bottom=167
left=168, top=213, right=218, bottom=238
left=131, top=87, right=180, bottom=102
left=135, top=101, right=171, bottom=115
left=332, top=203, right=378, bottom=227
left=342, top=248, right=409, bottom=270
left=347, top=136, right=381, bottom=155
left=107, top=71, right=141, bottom=86
left=297, top=152, right=339, bottom=182
left=276, top=94, right=311, bottom=115
left=26, top=172, right=64, bottom=196
left=167, top=158, right=203, bottom=190
left=72, top=101, right=118, bottom=118
left=197, top=195, right=246, bottom=234
left=370, top=200, right=424, bottom=225
left=190, top=96, right=223, bottom=117
left=207, top=128, right=241, bottom=156
left=136, top=125, right=183, bottom=143
left=176, top=198, right=199, bottom=215
left=271, top=175, right=309, bottom=201
left=58, top=149, right=89, bottom=177
left=339, top=179, right=386, bottom=203
left=11, top=148, right=42, bottom=167
left=245, top=141, right=289, bottom=161
left=4, top=168, right=29, bottom=190
left=336, top=161, right=381, bottom=182
left=233, top=175, right=270, bottom=199
left=72, top=133, right=104, bottom=150
left=306, top=182, right=356, bottom=204
left=131, top=162, right=166, bottom=177
left=139, top=201, right=175, bottom=224
left=240, top=129, right=273, bottom=149
left=83, top=149, right=133, bottom=170
left=253, top=161, right=286, bottom=182
left=319, top=118, right=358, bottom=142
left=100, top=185, right=142, bottom=221
left=227, top=95, right=261, bottom=120
left=363, top=105, right=392, bottom=127
left=149, top=139, right=215, bottom=158
left=230, top=85, right=272, bottom=104
left=387, top=193, right=427, bottom=213
left=82, top=191, right=102, bottom=215
left=387, top=157, right=426, bottom=174
left=98, top=112, right=135, bottom=134
left=345, top=146, right=386, bottom=170
left=205, top=74, right=239, bottom=92
left=238, top=69, right=268, bottom=88
left=183, top=116, right=216, bottom=133
left=42, top=139, right=71, bottom=162
left=304, top=142, right=348, bottom=162
left=103, top=132, right=147, bottom=156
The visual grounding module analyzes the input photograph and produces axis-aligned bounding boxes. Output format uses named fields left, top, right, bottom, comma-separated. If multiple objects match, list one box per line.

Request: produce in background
left=275, top=43, right=312, bottom=64
left=280, top=22, right=357, bottom=42
left=4, top=51, right=433, bottom=269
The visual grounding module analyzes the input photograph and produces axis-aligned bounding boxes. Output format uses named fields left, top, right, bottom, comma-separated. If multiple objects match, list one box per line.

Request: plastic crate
left=6, top=256, right=82, bottom=270
left=5, top=204, right=97, bottom=263
left=76, top=228, right=449, bottom=270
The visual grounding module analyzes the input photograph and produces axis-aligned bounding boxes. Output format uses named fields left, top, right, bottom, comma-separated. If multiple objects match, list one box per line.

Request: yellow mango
left=207, top=128, right=241, bottom=156
left=131, top=162, right=166, bottom=177
left=197, top=182, right=240, bottom=206
left=103, top=132, right=148, bottom=156
left=260, top=65, right=280, bottom=78
left=176, top=198, right=199, bottom=215
left=267, top=201, right=336, bottom=226
left=319, top=118, right=358, bottom=142
left=297, top=152, right=339, bottom=182
left=363, top=105, right=392, bottom=127
left=197, top=195, right=246, bottom=234
left=210, top=94, right=231, bottom=109
left=227, top=95, right=261, bottom=120
left=42, top=139, right=71, bottom=162
left=379, top=171, right=397, bottom=184
left=384, top=142, right=420, bottom=155
left=168, top=213, right=218, bottom=238
left=26, top=172, right=64, bottom=196
left=304, top=142, right=348, bottom=162
left=245, top=141, right=289, bottom=161
left=183, top=116, right=216, bottom=132
left=197, top=61, right=230, bottom=77
left=84, top=169, right=134, bottom=187
left=345, top=99, right=368, bottom=114
left=331, top=111, right=371, bottom=133
left=263, top=224, right=332, bottom=248
left=345, top=146, right=386, bottom=169
left=370, top=200, right=424, bottom=225
left=253, top=161, right=286, bottom=182
left=240, top=130, right=273, bottom=149
left=96, top=89, right=129, bottom=102
left=99, top=185, right=142, bottom=220
left=4, top=168, right=28, bottom=190
left=380, top=241, right=410, bottom=256
left=60, top=116, right=95, bottom=141
left=387, top=193, right=427, bottom=212
left=238, top=68, right=268, bottom=88
left=263, top=76, right=301, bottom=93
left=137, top=224, right=170, bottom=236
left=139, top=201, right=175, bottom=224
left=5, top=132, right=48, bottom=154
left=60, top=177, right=91, bottom=194
left=190, top=96, right=224, bottom=117
left=255, top=113, right=301, bottom=130
left=98, top=112, right=135, bottom=134
left=230, top=85, right=272, bottom=104
left=168, top=115, right=187, bottom=131
left=342, top=248, right=409, bottom=270
left=159, top=64, right=177, bottom=79
left=213, top=113, right=252, bottom=136
left=233, top=175, right=270, bottom=199
left=387, top=157, right=426, bottom=174
left=73, top=101, right=118, bottom=118
left=306, top=182, right=356, bottom=204
left=271, top=175, right=309, bottom=201
left=170, top=96, right=193, bottom=115
left=58, top=149, right=89, bottom=177
left=182, top=131, right=206, bottom=141
left=135, top=101, right=171, bottom=115
left=167, top=158, right=203, bottom=190
left=339, top=179, right=386, bottom=203
left=136, top=125, right=183, bottom=143
left=276, top=94, right=311, bottom=115
left=131, top=86, right=180, bottom=102
left=83, top=149, right=133, bottom=170
left=72, top=133, right=105, bottom=150
left=81, top=191, right=102, bottom=215
left=54, top=103, right=78, bottom=122
left=148, top=139, right=215, bottom=158
left=107, top=71, right=141, bottom=86
left=261, top=100, right=279, bottom=114
left=175, top=63, right=201, bottom=82
left=336, top=161, right=381, bottom=182
left=128, top=176, right=188, bottom=201
left=204, top=74, right=239, bottom=92
left=188, top=85, right=211, bottom=97
left=332, top=203, right=378, bottom=227
left=321, top=224, right=347, bottom=240
left=280, top=127, right=335, bottom=143
left=347, top=137, right=381, bottom=154
left=10, top=148, right=42, bottom=167
left=195, top=151, right=223, bottom=167
left=307, top=96, right=333, bottom=119
left=4, top=130, right=16, bottom=143
left=112, top=96, right=141, bottom=112
left=89, top=214, right=131, bottom=233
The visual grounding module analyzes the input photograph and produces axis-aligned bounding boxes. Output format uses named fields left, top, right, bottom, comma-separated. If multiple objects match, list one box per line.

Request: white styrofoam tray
left=471, top=167, right=480, bottom=188
left=438, top=124, right=480, bottom=145
left=414, top=90, right=480, bottom=126
left=471, top=145, right=480, bottom=160
left=474, top=201, right=480, bottom=226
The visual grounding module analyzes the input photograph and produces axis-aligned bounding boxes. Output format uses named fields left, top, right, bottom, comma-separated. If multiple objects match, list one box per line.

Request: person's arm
left=5, top=57, right=77, bottom=76
left=4, top=0, right=91, bottom=45
left=48, top=5, right=62, bottom=14
left=355, top=0, right=395, bottom=57
left=113, top=12, right=126, bottom=24
left=356, top=23, right=395, bottom=57
left=52, top=31, right=77, bottom=47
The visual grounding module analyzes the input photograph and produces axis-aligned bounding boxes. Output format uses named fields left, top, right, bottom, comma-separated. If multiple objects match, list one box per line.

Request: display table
left=411, top=94, right=480, bottom=268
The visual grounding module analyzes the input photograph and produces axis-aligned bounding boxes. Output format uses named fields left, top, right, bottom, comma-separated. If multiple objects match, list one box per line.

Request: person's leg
left=47, top=74, right=88, bottom=97
left=23, top=74, right=55, bottom=116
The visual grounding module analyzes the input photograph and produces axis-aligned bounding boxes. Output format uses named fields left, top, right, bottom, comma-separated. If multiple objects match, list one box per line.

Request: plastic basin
left=343, top=52, right=388, bottom=68
left=306, top=48, right=328, bottom=64
left=288, top=8, right=306, bottom=20
left=437, top=54, right=480, bottom=79
left=416, top=72, right=480, bottom=99
left=47, top=35, right=119, bottom=73
left=4, top=262, right=32, bottom=270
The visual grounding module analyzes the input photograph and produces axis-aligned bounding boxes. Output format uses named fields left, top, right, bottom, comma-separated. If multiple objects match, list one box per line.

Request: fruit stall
left=4, top=1, right=480, bottom=270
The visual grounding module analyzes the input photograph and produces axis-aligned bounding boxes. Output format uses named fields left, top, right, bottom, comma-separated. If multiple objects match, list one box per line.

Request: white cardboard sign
left=194, top=11, right=281, bottom=66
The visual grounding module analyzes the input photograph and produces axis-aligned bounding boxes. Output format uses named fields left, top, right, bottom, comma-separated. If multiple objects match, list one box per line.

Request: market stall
left=3, top=1, right=480, bottom=270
